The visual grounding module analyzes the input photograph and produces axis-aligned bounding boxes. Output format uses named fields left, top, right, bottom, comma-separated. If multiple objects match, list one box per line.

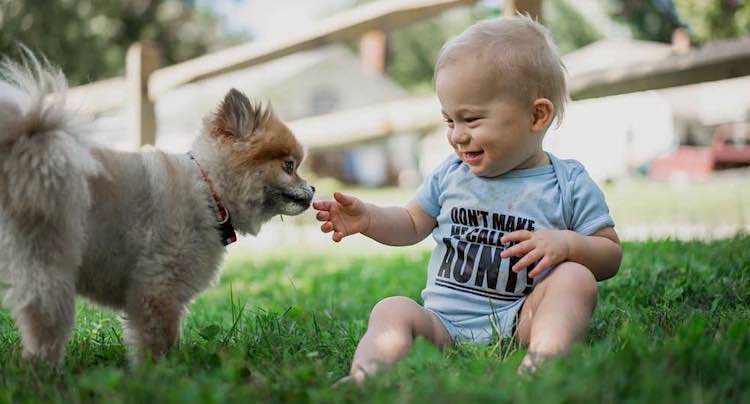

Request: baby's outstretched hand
left=499, top=230, right=572, bottom=278
left=312, top=192, right=371, bottom=242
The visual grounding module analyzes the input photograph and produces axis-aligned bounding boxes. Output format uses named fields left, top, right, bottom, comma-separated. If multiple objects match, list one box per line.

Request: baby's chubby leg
left=343, top=296, right=451, bottom=384
left=515, top=262, right=598, bottom=373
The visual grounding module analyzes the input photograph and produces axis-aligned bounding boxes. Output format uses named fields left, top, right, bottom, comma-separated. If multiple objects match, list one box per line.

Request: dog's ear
left=210, top=88, right=271, bottom=139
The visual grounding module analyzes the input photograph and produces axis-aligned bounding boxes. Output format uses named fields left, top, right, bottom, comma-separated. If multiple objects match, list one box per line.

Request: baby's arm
left=313, top=192, right=436, bottom=246
left=500, top=227, right=622, bottom=281
left=565, top=227, right=621, bottom=280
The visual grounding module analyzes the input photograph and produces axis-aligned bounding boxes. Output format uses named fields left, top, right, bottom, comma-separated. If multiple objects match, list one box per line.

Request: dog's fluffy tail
left=0, top=51, right=100, bottom=219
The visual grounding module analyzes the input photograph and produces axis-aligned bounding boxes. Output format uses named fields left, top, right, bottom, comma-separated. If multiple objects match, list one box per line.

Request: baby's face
left=435, top=61, right=546, bottom=177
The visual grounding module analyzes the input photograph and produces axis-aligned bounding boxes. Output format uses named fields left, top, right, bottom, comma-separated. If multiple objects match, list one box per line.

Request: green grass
left=1, top=235, right=749, bottom=403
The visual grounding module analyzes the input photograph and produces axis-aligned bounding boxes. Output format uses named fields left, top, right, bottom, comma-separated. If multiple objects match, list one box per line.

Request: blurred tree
left=385, top=11, right=483, bottom=92
left=544, top=0, right=602, bottom=54
left=674, top=0, right=750, bottom=44
left=604, top=0, right=749, bottom=44
left=603, top=0, right=685, bottom=42
left=0, top=0, right=238, bottom=86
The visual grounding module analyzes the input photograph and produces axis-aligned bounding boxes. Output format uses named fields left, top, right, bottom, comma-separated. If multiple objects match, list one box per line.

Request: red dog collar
left=188, top=152, right=237, bottom=246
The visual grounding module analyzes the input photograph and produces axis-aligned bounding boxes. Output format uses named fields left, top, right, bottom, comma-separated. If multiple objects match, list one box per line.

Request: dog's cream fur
left=0, top=53, right=314, bottom=365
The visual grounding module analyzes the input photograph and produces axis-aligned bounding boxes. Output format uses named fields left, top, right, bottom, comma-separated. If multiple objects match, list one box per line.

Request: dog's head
left=194, top=88, right=314, bottom=235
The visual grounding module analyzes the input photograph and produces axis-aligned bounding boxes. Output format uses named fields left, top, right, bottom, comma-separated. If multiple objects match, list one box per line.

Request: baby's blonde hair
left=435, top=15, right=568, bottom=126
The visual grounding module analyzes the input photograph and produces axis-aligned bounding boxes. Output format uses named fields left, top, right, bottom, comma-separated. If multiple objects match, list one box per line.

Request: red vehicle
left=712, top=122, right=750, bottom=169
left=649, top=122, right=750, bottom=180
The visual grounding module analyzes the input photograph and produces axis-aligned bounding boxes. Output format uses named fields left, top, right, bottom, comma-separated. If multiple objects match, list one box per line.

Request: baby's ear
left=531, top=98, right=554, bottom=132
left=210, top=88, right=272, bottom=138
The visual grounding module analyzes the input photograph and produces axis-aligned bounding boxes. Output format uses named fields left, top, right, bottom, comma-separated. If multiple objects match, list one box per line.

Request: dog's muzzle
left=283, top=184, right=315, bottom=208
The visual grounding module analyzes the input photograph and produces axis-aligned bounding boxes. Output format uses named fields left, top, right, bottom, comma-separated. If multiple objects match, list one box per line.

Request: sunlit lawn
left=604, top=174, right=750, bottom=228
left=0, top=234, right=748, bottom=403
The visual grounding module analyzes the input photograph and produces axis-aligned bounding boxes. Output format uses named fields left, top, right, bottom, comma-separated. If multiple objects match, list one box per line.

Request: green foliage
left=0, top=235, right=749, bottom=402
left=605, top=0, right=750, bottom=44
left=0, top=0, right=236, bottom=86
left=385, top=18, right=463, bottom=93
left=603, top=0, right=684, bottom=42
left=674, top=0, right=750, bottom=44
left=544, top=0, right=603, bottom=54
left=384, top=7, right=496, bottom=92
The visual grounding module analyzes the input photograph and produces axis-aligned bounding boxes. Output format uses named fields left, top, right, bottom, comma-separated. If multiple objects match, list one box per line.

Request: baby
left=313, top=15, right=622, bottom=382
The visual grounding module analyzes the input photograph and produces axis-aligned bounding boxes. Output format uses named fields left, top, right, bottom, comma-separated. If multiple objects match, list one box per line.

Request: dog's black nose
left=311, top=185, right=316, bottom=193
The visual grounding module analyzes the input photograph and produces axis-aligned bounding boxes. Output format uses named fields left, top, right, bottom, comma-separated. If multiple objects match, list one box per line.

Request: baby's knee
left=369, top=296, right=420, bottom=324
left=554, top=262, right=598, bottom=301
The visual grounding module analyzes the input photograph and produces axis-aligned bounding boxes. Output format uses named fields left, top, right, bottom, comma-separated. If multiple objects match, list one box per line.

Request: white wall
left=544, top=91, right=676, bottom=182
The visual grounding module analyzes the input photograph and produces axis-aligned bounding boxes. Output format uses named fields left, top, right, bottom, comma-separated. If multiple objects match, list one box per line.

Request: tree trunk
left=503, top=0, right=543, bottom=22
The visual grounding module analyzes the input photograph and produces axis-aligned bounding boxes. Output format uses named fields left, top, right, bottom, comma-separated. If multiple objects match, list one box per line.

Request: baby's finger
left=511, top=249, right=544, bottom=272
left=333, top=192, right=356, bottom=207
left=501, top=240, right=534, bottom=258
left=501, top=230, right=532, bottom=244
left=528, top=257, right=552, bottom=278
left=332, top=231, right=345, bottom=242
left=316, top=211, right=330, bottom=222
left=321, top=222, right=334, bottom=233
left=312, top=200, right=332, bottom=211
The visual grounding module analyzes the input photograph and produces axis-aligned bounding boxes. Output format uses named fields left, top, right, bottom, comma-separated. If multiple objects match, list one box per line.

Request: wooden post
left=127, top=42, right=160, bottom=146
left=504, top=0, right=543, bottom=21
left=360, top=30, right=388, bottom=74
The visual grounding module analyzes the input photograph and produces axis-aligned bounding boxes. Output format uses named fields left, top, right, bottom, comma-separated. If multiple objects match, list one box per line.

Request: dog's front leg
left=123, top=292, right=185, bottom=363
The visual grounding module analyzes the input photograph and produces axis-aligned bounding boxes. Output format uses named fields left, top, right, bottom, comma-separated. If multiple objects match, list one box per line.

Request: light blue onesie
left=415, top=152, right=615, bottom=344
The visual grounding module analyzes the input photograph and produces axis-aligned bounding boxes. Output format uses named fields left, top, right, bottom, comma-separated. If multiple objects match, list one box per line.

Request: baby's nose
left=449, top=127, right=470, bottom=145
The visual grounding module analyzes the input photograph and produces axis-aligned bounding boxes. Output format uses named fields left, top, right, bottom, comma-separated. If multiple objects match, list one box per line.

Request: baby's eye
left=283, top=160, right=295, bottom=175
left=465, top=117, right=480, bottom=123
left=443, top=118, right=454, bottom=127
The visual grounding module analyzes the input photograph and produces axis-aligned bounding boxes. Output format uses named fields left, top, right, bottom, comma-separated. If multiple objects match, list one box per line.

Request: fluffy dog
left=0, top=53, right=314, bottom=366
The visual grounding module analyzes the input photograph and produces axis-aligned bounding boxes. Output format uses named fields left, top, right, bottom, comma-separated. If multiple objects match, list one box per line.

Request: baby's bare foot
left=517, top=351, right=552, bottom=376
left=331, top=362, right=380, bottom=388
left=331, top=369, right=367, bottom=389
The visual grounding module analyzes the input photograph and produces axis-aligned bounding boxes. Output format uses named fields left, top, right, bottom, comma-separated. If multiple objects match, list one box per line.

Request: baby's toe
left=331, top=370, right=366, bottom=389
left=516, top=351, right=551, bottom=377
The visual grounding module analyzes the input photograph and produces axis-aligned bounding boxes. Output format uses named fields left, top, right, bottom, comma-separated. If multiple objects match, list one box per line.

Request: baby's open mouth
left=462, top=150, right=484, bottom=164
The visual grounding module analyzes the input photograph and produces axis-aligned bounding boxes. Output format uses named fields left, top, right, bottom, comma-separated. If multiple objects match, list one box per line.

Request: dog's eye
left=283, top=160, right=295, bottom=175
